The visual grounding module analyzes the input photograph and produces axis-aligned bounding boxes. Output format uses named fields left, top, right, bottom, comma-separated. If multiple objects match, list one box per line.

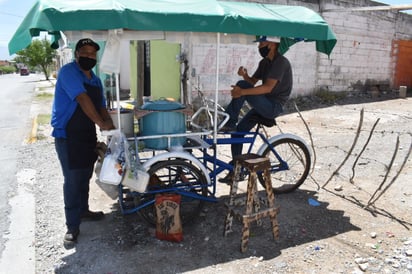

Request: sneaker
left=218, top=171, right=247, bottom=184
left=64, top=229, right=80, bottom=243
left=81, top=210, right=104, bottom=221
left=218, top=172, right=234, bottom=184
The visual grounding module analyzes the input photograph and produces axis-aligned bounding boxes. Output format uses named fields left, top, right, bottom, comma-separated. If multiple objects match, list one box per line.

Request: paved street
left=0, top=73, right=43, bottom=273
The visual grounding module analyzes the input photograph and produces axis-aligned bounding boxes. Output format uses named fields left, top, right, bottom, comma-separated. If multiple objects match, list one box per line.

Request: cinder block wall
left=190, top=0, right=412, bottom=105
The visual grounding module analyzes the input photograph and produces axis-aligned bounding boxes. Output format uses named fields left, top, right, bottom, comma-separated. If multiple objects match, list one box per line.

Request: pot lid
left=140, top=99, right=185, bottom=111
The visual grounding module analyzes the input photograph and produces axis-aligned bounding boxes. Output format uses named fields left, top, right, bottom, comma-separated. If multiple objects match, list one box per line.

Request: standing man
left=51, top=38, right=115, bottom=245
left=219, top=36, right=293, bottom=183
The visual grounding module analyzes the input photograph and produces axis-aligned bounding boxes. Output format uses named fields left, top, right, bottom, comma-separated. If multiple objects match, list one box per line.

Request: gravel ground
left=21, top=81, right=412, bottom=273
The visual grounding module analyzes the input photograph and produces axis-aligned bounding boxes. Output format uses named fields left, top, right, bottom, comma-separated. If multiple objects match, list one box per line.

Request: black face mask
left=258, top=46, right=270, bottom=58
left=78, top=56, right=97, bottom=71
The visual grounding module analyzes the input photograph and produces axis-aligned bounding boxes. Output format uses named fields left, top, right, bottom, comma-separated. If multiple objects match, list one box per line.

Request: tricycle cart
left=9, top=0, right=337, bottom=225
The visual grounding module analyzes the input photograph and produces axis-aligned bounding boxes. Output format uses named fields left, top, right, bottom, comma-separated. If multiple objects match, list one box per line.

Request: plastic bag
left=121, top=138, right=150, bottom=192
left=99, top=29, right=121, bottom=74
left=99, top=130, right=127, bottom=185
left=122, top=167, right=149, bottom=192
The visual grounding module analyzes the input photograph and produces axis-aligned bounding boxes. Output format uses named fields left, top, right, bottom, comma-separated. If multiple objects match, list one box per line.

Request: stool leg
left=241, top=220, right=250, bottom=253
left=240, top=172, right=256, bottom=252
left=224, top=211, right=234, bottom=236
left=229, top=164, right=241, bottom=205
left=245, top=172, right=256, bottom=216
left=224, top=163, right=241, bottom=236
left=264, top=168, right=279, bottom=240
left=252, top=177, right=262, bottom=226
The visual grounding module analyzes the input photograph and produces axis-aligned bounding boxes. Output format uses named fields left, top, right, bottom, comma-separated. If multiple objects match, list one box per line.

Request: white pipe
left=213, top=33, right=220, bottom=144
left=115, top=73, right=121, bottom=131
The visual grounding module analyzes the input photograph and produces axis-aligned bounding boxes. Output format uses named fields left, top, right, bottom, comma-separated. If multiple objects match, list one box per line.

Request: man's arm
left=238, top=66, right=259, bottom=85
left=76, top=93, right=114, bottom=130
left=231, top=78, right=278, bottom=98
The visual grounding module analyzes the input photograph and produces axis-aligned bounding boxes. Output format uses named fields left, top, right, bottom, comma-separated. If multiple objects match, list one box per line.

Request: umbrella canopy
left=8, top=0, right=337, bottom=56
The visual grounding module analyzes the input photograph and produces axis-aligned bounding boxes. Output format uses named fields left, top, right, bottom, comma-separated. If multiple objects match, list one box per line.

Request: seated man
left=219, top=36, right=293, bottom=183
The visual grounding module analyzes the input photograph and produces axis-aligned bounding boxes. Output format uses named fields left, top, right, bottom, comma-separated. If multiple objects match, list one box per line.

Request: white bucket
left=109, top=110, right=134, bottom=137
left=399, top=86, right=407, bottom=98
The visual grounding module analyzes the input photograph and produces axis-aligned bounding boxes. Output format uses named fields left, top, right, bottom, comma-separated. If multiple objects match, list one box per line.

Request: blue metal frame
left=118, top=125, right=290, bottom=215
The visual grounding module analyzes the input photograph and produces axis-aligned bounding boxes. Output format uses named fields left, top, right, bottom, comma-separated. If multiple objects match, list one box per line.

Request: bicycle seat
left=249, top=113, right=277, bottom=127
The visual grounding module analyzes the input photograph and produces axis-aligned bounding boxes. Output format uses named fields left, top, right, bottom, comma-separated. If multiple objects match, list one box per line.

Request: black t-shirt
left=252, top=54, right=293, bottom=105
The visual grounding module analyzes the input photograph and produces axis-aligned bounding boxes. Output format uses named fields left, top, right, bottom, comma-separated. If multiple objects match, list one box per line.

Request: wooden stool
left=223, top=153, right=280, bottom=253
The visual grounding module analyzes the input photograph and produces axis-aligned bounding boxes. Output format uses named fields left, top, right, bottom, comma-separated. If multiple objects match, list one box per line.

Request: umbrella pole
left=115, top=73, right=121, bottom=132
left=213, top=33, right=220, bottom=144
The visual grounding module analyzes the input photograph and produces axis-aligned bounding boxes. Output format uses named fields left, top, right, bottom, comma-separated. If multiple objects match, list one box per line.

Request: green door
left=150, top=40, right=181, bottom=100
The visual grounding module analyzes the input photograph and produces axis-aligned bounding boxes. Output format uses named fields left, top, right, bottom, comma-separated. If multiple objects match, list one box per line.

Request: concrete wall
left=189, top=0, right=412, bottom=105
left=319, top=0, right=412, bottom=93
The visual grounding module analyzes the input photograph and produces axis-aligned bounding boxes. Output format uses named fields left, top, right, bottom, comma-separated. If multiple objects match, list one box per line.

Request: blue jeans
left=55, top=138, right=94, bottom=231
left=225, top=80, right=283, bottom=157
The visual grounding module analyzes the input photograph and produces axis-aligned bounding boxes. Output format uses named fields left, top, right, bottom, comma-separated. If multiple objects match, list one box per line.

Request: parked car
left=20, top=68, right=29, bottom=76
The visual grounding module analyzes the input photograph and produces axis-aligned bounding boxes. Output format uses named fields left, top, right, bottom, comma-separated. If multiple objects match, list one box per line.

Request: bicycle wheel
left=137, top=159, right=208, bottom=225
left=258, top=137, right=311, bottom=194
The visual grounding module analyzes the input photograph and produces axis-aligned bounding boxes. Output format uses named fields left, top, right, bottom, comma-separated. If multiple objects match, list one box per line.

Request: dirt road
left=21, top=82, right=412, bottom=273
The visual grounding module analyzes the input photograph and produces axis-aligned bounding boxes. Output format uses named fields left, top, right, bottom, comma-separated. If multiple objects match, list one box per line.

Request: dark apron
left=66, top=83, right=102, bottom=169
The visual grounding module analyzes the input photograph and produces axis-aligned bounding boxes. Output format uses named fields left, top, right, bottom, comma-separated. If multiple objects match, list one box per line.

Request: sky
left=0, top=0, right=411, bottom=60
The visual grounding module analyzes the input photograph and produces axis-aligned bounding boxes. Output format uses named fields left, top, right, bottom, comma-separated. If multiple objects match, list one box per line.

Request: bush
left=0, top=66, right=17, bottom=74
left=314, top=89, right=347, bottom=104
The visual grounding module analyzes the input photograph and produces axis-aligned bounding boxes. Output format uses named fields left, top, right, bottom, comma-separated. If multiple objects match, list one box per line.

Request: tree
left=14, top=37, right=56, bottom=80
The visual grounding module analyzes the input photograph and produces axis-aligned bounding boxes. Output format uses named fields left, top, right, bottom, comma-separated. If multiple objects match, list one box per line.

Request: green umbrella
left=9, top=0, right=337, bottom=56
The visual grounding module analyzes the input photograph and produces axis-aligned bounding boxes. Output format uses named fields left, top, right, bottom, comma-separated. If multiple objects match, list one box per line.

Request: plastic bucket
left=140, top=100, right=186, bottom=149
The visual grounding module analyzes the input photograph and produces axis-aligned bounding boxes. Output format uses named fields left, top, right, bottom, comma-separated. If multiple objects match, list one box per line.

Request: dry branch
left=367, top=134, right=412, bottom=207
left=322, top=108, right=364, bottom=188
left=350, top=118, right=380, bottom=183
left=294, top=102, right=316, bottom=175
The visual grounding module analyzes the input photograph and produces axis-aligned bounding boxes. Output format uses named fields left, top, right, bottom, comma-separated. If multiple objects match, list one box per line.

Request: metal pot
left=139, top=99, right=186, bottom=149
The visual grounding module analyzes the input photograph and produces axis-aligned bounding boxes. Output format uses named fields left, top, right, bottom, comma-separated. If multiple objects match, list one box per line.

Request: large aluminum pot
left=139, top=99, right=186, bottom=149
left=109, top=109, right=134, bottom=137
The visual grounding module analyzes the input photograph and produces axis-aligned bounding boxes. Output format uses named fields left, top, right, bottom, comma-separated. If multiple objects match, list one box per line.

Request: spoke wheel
left=258, top=138, right=311, bottom=194
left=136, top=159, right=208, bottom=225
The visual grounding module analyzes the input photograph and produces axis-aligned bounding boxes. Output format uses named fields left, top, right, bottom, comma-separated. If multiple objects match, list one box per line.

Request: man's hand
left=230, top=85, right=243, bottom=98
left=237, top=66, right=247, bottom=77
left=99, top=120, right=115, bottom=131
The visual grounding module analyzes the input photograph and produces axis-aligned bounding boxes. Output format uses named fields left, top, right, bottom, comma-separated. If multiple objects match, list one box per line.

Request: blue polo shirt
left=51, top=61, right=106, bottom=138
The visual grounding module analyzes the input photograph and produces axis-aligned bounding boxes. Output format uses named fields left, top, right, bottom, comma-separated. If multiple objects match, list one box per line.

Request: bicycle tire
left=258, top=137, right=311, bottom=194
left=136, top=159, right=208, bottom=225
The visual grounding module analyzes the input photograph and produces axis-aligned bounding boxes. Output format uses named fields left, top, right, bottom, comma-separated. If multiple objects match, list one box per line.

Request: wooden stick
left=366, top=135, right=399, bottom=205
left=323, top=108, right=364, bottom=188
left=367, top=134, right=412, bottom=207
left=294, top=102, right=317, bottom=175
left=350, top=118, right=380, bottom=183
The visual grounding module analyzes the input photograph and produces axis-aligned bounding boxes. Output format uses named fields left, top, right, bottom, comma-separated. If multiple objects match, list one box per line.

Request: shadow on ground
left=55, top=189, right=360, bottom=273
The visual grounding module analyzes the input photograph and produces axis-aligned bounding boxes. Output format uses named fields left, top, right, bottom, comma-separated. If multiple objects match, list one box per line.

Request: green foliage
left=0, top=65, right=17, bottom=74
left=37, top=113, right=51, bottom=125
left=14, top=37, right=56, bottom=80
left=35, top=92, right=54, bottom=100
left=314, top=89, right=347, bottom=104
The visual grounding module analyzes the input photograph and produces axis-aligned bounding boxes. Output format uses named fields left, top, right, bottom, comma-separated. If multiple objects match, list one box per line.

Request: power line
left=0, top=11, right=24, bottom=18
